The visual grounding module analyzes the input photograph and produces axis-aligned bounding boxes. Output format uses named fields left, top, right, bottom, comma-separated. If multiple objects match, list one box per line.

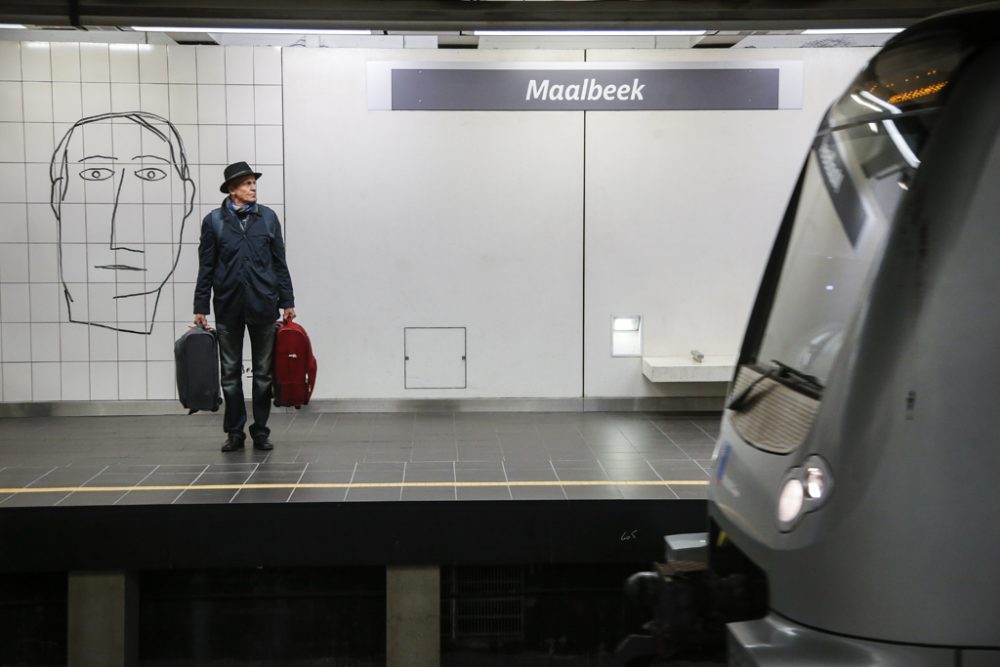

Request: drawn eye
left=79, top=167, right=114, bottom=181
left=135, top=167, right=167, bottom=182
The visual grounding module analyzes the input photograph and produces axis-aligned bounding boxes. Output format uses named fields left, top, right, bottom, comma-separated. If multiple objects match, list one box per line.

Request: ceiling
left=0, top=0, right=981, bottom=33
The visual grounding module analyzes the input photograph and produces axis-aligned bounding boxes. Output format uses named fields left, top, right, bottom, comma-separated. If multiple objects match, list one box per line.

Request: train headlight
left=805, top=466, right=826, bottom=500
left=778, top=478, right=805, bottom=524
left=777, top=456, right=834, bottom=531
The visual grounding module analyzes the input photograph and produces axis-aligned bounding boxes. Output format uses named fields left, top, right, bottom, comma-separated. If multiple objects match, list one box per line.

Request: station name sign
left=367, top=62, right=803, bottom=111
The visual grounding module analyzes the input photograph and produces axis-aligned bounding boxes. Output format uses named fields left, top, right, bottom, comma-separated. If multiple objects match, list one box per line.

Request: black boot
left=252, top=436, right=274, bottom=451
left=221, top=433, right=245, bottom=452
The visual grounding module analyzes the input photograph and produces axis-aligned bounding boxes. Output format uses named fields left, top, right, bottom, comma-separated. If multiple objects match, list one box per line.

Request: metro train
left=620, top=3, right=1000, bottom=665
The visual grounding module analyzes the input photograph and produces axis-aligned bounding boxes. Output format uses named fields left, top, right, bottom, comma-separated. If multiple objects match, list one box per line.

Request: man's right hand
left=194, top=313, right=210, bottom=329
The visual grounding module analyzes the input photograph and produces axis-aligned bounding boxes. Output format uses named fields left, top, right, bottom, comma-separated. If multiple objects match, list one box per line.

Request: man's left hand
left=283, top=307, right=297, bottom=322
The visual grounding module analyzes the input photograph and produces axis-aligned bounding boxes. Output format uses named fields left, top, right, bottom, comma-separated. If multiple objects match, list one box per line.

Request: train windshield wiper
left=770, top=359, right=825, bottom=392
left=727, top=360, right=824, bottom=413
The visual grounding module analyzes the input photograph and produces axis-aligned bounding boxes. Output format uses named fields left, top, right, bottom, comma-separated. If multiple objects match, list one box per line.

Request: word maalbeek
left=526, top=77, right=646, bottom=102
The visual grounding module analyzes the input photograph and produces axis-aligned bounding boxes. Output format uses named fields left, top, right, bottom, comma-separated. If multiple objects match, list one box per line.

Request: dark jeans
left=216, top=320, right=275, bottom=442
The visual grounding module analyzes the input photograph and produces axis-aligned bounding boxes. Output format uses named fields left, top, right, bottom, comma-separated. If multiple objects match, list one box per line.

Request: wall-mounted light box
left=611, top=315, right=642, bottom=357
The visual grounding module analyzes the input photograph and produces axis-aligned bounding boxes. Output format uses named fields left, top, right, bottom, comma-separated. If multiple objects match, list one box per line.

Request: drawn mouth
left=94, top=264, right=146, bottom=272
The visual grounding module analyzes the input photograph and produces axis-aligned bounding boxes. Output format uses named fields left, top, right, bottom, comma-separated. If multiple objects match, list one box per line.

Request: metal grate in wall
left=441, top=566, right=525, bottom=642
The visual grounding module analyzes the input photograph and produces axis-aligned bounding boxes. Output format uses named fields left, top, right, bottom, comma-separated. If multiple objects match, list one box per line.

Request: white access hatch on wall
left=404, top=327, right=467, bottom=390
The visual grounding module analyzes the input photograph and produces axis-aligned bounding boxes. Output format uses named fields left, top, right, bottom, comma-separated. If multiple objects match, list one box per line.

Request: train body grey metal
left=708, top=4, right=1000, bottom=664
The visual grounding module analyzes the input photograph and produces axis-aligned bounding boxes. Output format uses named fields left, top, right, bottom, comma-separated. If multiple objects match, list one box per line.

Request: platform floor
left=0, top=411, right=718, bottom=507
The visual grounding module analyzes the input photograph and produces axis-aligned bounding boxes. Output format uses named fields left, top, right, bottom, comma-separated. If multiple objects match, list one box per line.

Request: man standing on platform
left=194, top=162, right=296, bottom=452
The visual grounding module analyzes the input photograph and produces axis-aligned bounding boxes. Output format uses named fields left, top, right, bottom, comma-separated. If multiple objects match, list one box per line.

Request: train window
left=826, top=27, right=972, bottom=128
left=751, top=111, right=939, bottom=389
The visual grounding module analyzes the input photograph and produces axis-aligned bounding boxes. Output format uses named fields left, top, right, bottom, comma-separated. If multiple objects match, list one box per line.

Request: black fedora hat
left=219, top=161, right=262, bottom=193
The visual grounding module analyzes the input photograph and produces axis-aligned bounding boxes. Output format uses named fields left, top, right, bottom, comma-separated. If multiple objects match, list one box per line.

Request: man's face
left=228, top=175, right=257, bottom=207
left=54, top=116, right=191, bottom=334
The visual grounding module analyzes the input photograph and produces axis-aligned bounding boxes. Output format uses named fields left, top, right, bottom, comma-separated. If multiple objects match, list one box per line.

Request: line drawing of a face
left=49, top=111, right=196, bottom=335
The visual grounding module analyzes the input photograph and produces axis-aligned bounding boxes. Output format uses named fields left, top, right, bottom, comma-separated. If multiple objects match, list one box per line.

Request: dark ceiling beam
left=0, top=0, right=982, bottom=31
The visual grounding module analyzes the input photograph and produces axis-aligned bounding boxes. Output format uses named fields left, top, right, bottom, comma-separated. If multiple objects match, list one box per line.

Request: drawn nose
left=109, top=168, right=144, bottom=255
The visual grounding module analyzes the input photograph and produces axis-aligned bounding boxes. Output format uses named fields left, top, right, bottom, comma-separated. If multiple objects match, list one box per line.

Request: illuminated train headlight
left=777, top=456, right=834, bottom=531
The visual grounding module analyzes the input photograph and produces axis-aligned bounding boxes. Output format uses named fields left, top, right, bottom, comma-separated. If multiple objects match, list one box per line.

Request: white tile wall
left=256, top=165, right=283, bottom=204
left=0, top=82, right=23, bottom=121
left=0, top=164, right=27, bottom=203
left=196, top=46, right=226, bottom=85
left=0, top=121, right=25, bottom=161
left=226, top=125, right=255, bottom=165
left=225, top=85, right=254, bottom=125
left=81, top=81, right=112, bottom=117
left=2, top=363, right=31, bottom=401
left=1, top=284, right=30, bottom=322
left=28, top=243, right=58, bottom=282
left=253, top=47, right=282, bottom=85
left=196, top=85, right=226, bottom=124
left=139, top=45, right=168, bottom=84
left=168, top=84, right=198, bottom=124
left=60, top=322, right=90, bottom=361
left=146, top=360, right=175, bottom=399
left=147, top=326, right=175, bottom=362
left=25, top=163, right=51, bottom=203
left=52, top=81, right=83, bottom=123
left=23, top=123, right=54, bottom=163
left=22, top=82, right=52, bottom=122
left=254, top=86, right=282, bottom=125
left=61, top=283, right=88, bottom=322
left=60, top=361, right=90, bottom=400
left=0, top=203, right=28, bottom=243
left=32, top=362, right=61, bottom=400
left=198, top=124, right=227, bottom=165
left=20, top=42, right=51, bottom=81
left=118, top=361, right=147, bottom=399
left=2, top=41, right=284, bottom=403
left=50, top=43, right=81, bottom=82
left=80, top=43, right=110, bottom=82
left=29, top=283, right=60, bottom=321
left=224, top=47, right=254, bottom=85
left=139, top=83, right=169, bottom=117
left=110, top=82, right=140, bottom=111
left=117, top=329, right=147, bottom=361
left=1, top=323, right=31, bottom=361
left=90, top=361, right=118, bottom=399
left=59, top=246, right=88, bottom=283
left=0, top=244, right=29, bottom=282
left=30, top=322, right=60, bottom=361
left=87, top=284, right=118, bottom=325
left=109, top=44, right=140, bottom=83
left=0, top=42, right=21, bottom=81
left=254, top=125, right=283, bottom=165
left=167, top=46, right=197, bottom=84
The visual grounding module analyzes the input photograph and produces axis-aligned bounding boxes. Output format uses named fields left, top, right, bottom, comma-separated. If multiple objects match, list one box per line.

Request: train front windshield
left=749, top=29, right=969, bottom=389
left=752, top=116, right=932, bottom=386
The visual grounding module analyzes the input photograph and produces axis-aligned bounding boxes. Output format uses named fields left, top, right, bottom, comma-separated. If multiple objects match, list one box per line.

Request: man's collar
left=225, top=198, right=258, bottom=214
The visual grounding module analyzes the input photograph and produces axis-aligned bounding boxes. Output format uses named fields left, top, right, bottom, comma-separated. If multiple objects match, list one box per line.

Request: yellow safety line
left=0, top=479, right=709, bottom=494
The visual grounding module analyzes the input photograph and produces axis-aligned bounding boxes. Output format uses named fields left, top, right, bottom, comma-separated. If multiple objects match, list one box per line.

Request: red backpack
left=273, top=320, right=317, bottom=408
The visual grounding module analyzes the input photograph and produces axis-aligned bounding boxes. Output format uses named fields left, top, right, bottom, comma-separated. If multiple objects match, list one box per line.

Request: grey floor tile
left=510, top=485, right=565, bottom=500
left=456, top=466, right=506, bottom=483
left=503, top=466, right=556, bottom=481
left=1, top=491, right=69, bottom=507
left=345, top=487, right=402, bottom=502
left=288, top=488, right=348, bottom=503
left=552, top=467, right=608, bottom=482
left=114, top=489, right=184, bottom=505
left=231, top=489, right=292, bottom=503
left=174, top=489, right=238, bottom=504
left=403, top=464, right=455, bottom=484
left=671, top=486, right=709, bottom=499
left=564, top=485, right=623, bottom=500
left=57, top=491, right=128, bottom=506
left=618, top=484, right=678, bottom=500
left=401, top=487, right=455, bottom=501
left=457, top=486, right=512, bottom=501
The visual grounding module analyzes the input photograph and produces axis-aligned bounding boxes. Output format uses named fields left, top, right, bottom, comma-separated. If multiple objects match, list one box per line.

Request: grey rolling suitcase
left=175, top=325, right=222, bottom=414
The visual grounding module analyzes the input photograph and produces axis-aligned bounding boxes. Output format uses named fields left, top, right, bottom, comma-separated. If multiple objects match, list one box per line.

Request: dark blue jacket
left=194, top=201, right=295, bottom=325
